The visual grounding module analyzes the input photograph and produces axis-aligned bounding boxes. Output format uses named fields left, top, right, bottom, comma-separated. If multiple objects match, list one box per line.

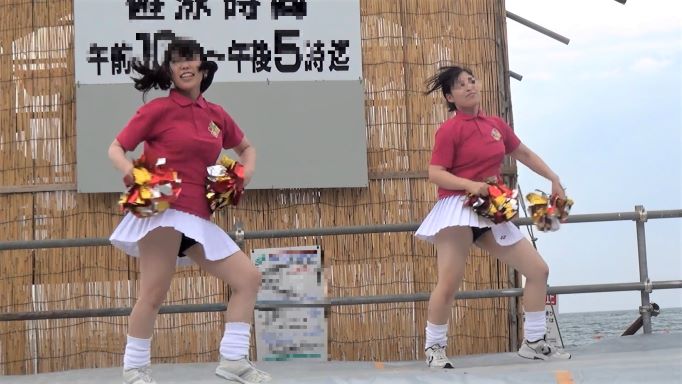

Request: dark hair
left=131, top=38, right=216, bottom=99
left=425, top=66, right=474, bottom=112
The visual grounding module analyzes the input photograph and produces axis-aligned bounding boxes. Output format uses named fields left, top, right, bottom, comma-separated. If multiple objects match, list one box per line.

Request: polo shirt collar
left=170, top=88, right=208, bottom=108
left=454, top=108, right=486, bottom=121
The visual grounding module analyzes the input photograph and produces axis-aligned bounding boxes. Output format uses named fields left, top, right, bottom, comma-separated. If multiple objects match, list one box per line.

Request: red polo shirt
left=430, top=110, right=521, bottom=199
left=117, top=89, right=244, bottom=219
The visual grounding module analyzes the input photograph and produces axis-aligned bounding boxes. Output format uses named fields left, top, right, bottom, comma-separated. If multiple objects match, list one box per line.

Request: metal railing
left=1, top=206, right=681, bottom=336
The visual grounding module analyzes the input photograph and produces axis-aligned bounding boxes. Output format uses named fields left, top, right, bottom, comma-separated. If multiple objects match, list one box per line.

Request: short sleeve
left=430, top=122, right=457, bottom=168
left=116, top=101, right=165, bottom=151
left=494, top=117, right=521, bottom=154
left=221, top=108, right=245, bottom=149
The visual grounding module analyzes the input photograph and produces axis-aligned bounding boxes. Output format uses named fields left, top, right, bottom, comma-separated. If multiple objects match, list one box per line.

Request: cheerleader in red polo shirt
left=108, top=38, right=270, bottom=384
left=416, top=66, right=571, bottom=368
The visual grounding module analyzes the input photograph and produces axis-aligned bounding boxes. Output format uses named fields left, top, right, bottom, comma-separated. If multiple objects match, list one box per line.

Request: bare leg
left=186, top=247, right=270, bottom=382
left=428, top=226, right=473, bottom=324
left=477, top=232, right=572, bottom=360
left=186, top=248, right=261, bottom=322
left=475, top=234, right=549, bottom=312
left=122, top=226, right=180, bottom=379
left=424, top=226, right=472, bottom=368
left=129, top=226, right=181, bottom=338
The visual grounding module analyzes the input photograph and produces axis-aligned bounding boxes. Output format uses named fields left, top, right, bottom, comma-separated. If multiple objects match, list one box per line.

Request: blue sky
left=505, top=0, right=681, bottom=313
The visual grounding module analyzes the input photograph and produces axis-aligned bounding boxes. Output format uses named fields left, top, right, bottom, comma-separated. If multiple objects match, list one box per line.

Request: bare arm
left=428, top=165, right=489, bottom=196
left=510, top=143, right=565, bottom=198
left=108, top=139, right=134, bottom=177
left=232, top=137, right=256, bottom=185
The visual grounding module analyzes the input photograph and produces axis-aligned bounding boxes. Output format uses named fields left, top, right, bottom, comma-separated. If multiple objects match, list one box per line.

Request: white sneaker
left=518, top=336, right=571, bottom=360
left=425, top=343, right=454, bottom=368
left=122, top=366, right=157, bottom=384
left=215, top=357, right=271, bottom=383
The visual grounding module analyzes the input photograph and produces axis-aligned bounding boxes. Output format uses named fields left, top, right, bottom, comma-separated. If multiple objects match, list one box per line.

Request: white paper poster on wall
left=251, top=245, right=327, bottom=361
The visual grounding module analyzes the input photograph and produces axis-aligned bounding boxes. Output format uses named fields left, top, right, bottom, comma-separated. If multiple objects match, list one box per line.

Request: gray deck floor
left=2, top=333, right=680, bottom=384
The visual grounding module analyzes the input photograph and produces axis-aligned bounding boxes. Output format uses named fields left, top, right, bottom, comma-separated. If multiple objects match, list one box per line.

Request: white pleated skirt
left=109, top=208, right=240, bottom=267
left=415, top=195, right=524, bottom=246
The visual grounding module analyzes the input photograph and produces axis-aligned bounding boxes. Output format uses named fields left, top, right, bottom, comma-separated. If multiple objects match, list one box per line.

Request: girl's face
left=446, top=71, right=481, bottom=112
left=169, top=53, right=204, bottom=94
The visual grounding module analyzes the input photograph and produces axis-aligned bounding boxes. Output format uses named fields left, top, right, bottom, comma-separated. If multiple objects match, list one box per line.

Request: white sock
left=123, top=335, right=151, bottom=370
left=524, top=311, right=546, bottom=342
left=220, top=322, right=251, bottom=360
left=425, top=321, right=448, bottom=349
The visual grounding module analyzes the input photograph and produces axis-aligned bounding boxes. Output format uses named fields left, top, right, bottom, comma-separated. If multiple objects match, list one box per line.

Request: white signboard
left=73, top=0, right=368, bottom=192
left=251, top=246, right=327, bottom=361
left=74, top=0, right=362, bottom=84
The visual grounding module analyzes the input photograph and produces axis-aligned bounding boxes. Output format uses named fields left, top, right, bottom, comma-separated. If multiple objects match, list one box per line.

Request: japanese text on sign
left=74, top=0, right=361, bottom=83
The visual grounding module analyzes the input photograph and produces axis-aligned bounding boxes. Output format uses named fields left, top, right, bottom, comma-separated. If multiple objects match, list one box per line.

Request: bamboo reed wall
left=0, top=0, right=517, bottom=375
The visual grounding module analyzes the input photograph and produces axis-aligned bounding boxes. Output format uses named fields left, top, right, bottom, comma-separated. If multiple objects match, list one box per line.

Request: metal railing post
left=635, top=205, right=653, bottom=334
left=234, top=220, right=245, bottom=250
left=508, top=267, right=519, bottom=351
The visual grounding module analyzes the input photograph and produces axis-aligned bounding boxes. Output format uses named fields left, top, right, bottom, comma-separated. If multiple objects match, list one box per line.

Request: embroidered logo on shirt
left=491, top=128, right=502, bottom=141
left=208, top=121, right=220, bottom=137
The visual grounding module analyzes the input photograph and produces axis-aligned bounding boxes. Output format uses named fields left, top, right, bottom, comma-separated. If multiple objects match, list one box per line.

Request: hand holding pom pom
left=206, top=155, right=245, bottom=213
left=526, top=190, right=574, bottom=232
left=465, top=181, right=519, bottom=224
left=118, top=156, right=182, bottom=218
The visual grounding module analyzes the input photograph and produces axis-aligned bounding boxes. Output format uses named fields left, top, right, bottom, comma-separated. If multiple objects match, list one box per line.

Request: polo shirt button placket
left=191, top=103, right=199, bottom=134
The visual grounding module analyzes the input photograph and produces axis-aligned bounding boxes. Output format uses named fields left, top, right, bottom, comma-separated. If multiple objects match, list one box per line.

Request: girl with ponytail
left=108, top=37, right=270, bottom=384
left=416, top=65, right=571, bottom=368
